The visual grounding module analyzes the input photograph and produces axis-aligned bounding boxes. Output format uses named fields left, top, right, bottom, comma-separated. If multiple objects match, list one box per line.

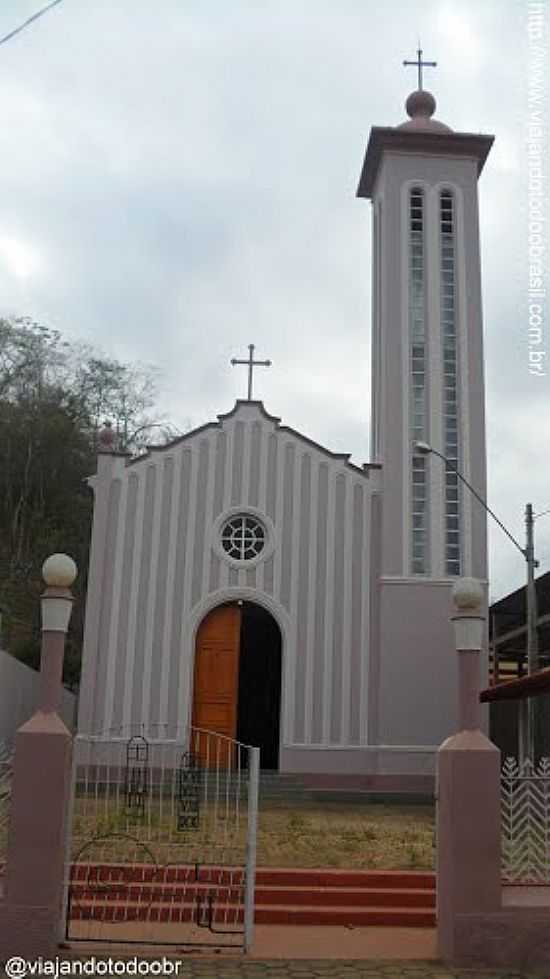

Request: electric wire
left=0, top=0, right=63, bottom=49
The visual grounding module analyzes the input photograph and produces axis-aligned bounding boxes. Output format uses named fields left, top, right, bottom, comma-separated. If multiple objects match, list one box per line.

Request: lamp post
left=413, top=440, right=539, bottom=762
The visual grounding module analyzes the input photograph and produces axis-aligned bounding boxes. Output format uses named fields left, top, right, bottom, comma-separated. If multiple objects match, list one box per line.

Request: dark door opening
left=236, top=602, right=282, bottom=770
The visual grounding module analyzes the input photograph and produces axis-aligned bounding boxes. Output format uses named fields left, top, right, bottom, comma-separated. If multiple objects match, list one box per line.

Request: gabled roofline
left=120, top=401, right=379, bottom=477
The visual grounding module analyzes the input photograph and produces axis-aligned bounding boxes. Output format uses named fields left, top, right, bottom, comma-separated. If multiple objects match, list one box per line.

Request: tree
left=0, top=317, right=177, bottom=686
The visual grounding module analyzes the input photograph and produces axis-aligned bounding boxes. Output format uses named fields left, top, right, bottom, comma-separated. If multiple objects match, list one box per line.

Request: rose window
left=220, top=514, right=266, bottom=562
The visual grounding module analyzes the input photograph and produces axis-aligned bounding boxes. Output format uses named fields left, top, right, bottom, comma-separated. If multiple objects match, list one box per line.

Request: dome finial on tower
left=398, top=45, right=451, bottom=133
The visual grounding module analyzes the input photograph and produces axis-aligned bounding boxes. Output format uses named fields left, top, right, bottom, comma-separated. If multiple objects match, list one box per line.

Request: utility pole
left=519, top=503, right=539, bottom=763
left=413, top=443, right=542, bottom=763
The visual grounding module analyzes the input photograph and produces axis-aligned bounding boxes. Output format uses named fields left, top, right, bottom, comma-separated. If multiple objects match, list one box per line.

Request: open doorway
left=192, top=600, right=282, bottom=770
left=236, top=602, right=282, bottom=770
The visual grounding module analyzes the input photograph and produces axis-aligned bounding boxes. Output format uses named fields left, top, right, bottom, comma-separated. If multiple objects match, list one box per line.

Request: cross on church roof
left=230, top=344, right=272, bottom=400
left=403, top=44, right=437, bottom=91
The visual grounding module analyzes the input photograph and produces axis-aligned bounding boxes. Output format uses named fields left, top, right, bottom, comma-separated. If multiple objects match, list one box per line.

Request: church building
left=78, top=73, right=494, bottom=790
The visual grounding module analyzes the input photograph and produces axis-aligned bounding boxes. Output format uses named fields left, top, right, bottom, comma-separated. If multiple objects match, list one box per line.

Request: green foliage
left=0, top=316, right=175, bottom=689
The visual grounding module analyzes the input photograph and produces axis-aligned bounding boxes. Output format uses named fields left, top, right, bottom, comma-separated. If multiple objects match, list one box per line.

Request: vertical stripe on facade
left=349, top=483, right=364, bottom=744
left=111, top=475, right=138, bottom=730
left=230, top=421, right=245, bottom=505
left=322, top=469, right=337, bottom=743
left=330, top=474, right=346, bottom=743
left=94, top=479, right=121, bottom=733
left=311, top=463, right=329, bottom=743
left=103, top=476, right=128, bottom=731
left=141, top=457, right=165, bottom=725
left=280, top=444, right=295, bottom=612
left=122, top=470, right=146, bottom=729
left=130, top=466, right=156, bottom=725
left=304, top=457, right=319, bottom=742
left=294, top=453, right=311, bottom=744
left=209, top=432, right=228, bottom=593
left=149, top=457, right=174, bottom=724
left=167, top=450, right=192, bottom=732
left=160, top=454, right=182, bottom=727
left=191, top=439, right=210, bottom=608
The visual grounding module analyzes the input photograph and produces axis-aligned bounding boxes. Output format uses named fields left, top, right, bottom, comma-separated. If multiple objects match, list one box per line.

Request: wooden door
left=191, top=604, right=241, bottom=767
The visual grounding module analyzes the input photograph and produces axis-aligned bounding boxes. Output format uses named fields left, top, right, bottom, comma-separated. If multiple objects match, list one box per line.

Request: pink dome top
left=397, top=89, right=452, bottom=133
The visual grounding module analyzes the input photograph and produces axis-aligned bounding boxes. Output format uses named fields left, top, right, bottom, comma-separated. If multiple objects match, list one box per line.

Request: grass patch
left=0, top=792, right=435, bottom=871
left=256, top=803, right=435, bottom=869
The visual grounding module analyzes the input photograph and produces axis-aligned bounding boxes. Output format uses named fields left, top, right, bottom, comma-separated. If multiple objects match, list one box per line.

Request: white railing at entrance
left=64, top=724, right=260, bottom=952
left=501, top=756, right=550, bottom=884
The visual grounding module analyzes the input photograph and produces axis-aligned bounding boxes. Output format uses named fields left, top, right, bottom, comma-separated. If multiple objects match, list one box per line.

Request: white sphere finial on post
left=450, top=576, right=486, bottom=735
left=451, top=576, right=484, bottom=613
left=41, top=554, right=77, bottom=635
left=39, top=554, right=77, bottom=714
left=42, top=554, right=77, bottom=589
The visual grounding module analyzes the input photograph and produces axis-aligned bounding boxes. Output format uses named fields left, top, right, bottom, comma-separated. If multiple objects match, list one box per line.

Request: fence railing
left=0, top=740, right=14, bottom=863
left=502, top=756, right=550, bottom=883
left=65, top=725, right=260, bottom=951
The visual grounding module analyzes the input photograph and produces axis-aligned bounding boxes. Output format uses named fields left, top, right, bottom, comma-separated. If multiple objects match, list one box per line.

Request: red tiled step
left=70, top=864, right=244, bottom=886
left=70, top=902, right=239, bottom=924
left=70, top=863, right=435, bottom=890
left=255, top=868, right=435, bottom=890
left=254, top=905, right=436, bottom=927
left=68, top=865, right=436, bottom=928
left=71, top=900, right=435, bottom=928
left=70, top=882, right=434, bottom=910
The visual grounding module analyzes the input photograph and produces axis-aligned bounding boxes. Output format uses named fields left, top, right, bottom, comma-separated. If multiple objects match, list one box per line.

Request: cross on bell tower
left=403, top=44, right=437, bottom=90
left=230, top=344, right=272, bottom=400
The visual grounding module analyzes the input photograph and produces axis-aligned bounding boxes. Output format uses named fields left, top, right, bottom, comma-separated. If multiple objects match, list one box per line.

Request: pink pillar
left=437, top=581, right=501, bottom=961
left=0, top=558, right=76, bottom=960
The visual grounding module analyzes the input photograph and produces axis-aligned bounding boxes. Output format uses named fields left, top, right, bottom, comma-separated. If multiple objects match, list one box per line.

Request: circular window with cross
left=221, top=514, right=266, bottom=561
left=213, top=508, right=275, bottom=569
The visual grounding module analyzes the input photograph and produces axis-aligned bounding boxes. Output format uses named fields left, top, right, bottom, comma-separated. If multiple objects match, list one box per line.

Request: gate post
left=0, top=555, right=77, bottom=961
left=437, top=577, right=501, bottom=962
left=243, top=746, right=260, bottom=953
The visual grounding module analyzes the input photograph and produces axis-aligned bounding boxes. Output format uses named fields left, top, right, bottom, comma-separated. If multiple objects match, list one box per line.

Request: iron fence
left=502, top=756, right=550, bottom=883
left=64, top=725, right=260, bottom=951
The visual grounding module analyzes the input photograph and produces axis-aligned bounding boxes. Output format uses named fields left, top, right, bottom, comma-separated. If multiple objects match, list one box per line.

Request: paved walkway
left=96, top=961, right=541, bottom=977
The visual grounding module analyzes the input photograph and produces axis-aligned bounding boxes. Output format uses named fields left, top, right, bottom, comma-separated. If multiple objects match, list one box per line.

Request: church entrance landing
left=192, top=601, right=282, bottom=770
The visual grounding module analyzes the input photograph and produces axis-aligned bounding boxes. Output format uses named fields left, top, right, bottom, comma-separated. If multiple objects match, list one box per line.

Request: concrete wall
left=0, top=648, right=76, bottom=744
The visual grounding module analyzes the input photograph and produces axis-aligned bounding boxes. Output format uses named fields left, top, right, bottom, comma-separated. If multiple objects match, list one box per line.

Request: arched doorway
left=192, top=601, right=282, bottom=770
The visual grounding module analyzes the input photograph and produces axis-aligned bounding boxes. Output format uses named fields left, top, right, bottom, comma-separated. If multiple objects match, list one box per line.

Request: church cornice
left=357, top=127, right=494, bottom=199
left=123, top=399, right=379, bottom=477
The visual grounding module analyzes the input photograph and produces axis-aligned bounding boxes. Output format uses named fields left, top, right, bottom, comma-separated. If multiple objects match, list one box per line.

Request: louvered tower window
left=440, top=190, right=461, bottom=576
left=409, top=187, right=429, bottom=574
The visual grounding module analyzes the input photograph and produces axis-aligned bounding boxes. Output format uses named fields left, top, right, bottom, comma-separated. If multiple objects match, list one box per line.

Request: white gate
left=502, top=756, right=550, bottom=883
left=64, top=725, right=260, bottom=951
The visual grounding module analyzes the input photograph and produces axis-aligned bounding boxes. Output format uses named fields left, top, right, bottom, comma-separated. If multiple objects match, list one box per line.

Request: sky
left=0, top=0, right=547, bottom=601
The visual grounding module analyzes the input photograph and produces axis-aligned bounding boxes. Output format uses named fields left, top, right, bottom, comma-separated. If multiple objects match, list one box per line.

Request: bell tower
left=358, top=78, right=494, bottom=756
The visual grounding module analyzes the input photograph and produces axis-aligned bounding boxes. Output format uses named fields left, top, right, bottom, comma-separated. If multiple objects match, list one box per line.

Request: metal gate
left=64, top=725, right=260, bottom=951
left=502, top=756, right=550, bottom=883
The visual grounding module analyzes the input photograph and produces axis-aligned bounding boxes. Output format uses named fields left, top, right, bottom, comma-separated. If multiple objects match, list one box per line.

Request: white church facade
left=78, top=82, right=494, bottom=790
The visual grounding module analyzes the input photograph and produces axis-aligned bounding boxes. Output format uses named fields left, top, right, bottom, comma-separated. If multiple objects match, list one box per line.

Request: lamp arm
left=427, top=447, right=526, bottom=561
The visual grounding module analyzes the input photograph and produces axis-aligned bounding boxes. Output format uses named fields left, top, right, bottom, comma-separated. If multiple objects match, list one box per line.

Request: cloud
left=0, top=0, right=546, bottom=599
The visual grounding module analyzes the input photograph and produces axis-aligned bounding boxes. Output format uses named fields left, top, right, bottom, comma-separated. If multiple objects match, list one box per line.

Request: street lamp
left=413, top=439, right=539, bottom=762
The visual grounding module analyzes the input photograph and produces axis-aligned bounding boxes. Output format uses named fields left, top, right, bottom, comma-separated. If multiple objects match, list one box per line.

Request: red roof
left=480, top=667, right=550, bottom=703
